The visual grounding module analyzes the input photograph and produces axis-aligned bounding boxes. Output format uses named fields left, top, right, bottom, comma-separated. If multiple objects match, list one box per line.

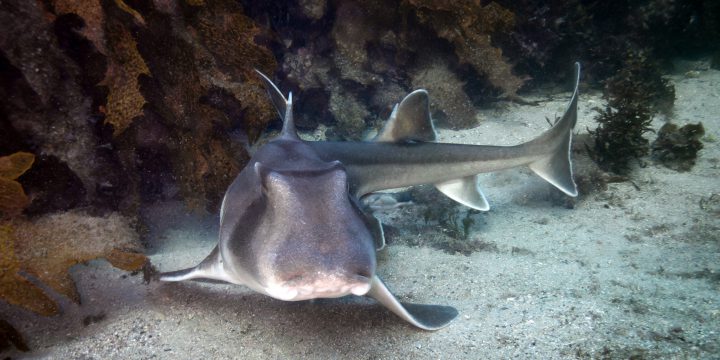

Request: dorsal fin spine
left=281, top=92, right=298, bottom=139
left=254, top=69, right=299, bottom=140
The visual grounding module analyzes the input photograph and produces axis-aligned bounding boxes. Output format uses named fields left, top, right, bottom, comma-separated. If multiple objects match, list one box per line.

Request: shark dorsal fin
left=374, top=89, right=437, bottom=143
left=255, top=70, right=299, bottom=140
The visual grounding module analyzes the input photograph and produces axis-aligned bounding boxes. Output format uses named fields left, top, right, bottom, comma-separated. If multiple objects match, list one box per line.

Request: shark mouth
left=264, top=274, right=372, bottom=301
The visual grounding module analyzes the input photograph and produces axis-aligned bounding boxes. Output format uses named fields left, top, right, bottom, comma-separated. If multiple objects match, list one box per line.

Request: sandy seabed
left=2, top=67, right=719, bottom=359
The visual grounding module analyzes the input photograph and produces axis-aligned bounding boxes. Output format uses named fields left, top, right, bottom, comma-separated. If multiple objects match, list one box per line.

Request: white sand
left=2, top=68, right=719, bottom=359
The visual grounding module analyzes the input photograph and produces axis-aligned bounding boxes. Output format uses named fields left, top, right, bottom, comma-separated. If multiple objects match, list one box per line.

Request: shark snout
left=293, top=273, right=372, bottom=296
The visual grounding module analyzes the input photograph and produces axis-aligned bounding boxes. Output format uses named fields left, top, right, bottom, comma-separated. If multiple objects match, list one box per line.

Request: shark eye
left=258, top=170, right=291, bottom=196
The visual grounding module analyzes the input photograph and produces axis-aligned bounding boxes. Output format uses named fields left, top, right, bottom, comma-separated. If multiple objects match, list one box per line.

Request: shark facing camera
left=160, top=63, right=581, bottom=331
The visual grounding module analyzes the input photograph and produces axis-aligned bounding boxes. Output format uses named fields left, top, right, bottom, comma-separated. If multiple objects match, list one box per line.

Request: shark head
left=245, top=157, right=377, bottom=301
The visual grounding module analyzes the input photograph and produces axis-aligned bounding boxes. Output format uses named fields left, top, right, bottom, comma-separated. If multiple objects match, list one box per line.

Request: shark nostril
left=353, top=265, right=373, bottom=281
left=350, top=282, right=371, bottom=296
left=348, top=272, right=372, bottom=287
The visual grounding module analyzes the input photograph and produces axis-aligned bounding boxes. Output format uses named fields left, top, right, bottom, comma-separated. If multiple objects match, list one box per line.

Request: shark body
left=160, top=63, right=581, bottom=330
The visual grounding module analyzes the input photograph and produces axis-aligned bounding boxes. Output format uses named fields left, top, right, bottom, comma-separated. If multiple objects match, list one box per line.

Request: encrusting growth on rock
left=0, top=152, right=34, bottom=217
left=0, top=211, right=147, bottom=316
left=651, top=122, right=705, bottom=172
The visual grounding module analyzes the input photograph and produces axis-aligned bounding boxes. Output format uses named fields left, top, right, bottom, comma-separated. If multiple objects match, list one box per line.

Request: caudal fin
left=528, top=63, right=580, bottom=197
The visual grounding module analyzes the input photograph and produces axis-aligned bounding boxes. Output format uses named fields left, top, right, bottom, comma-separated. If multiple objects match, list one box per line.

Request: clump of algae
left=1, top=152, right=147, bottom=316
left=0, top=152, right=34, bottom=216
left=1, top=211, right=147, bottom=316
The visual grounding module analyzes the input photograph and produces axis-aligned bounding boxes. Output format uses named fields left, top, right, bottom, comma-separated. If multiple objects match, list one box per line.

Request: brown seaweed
left=0, top=211, right=147, bottom=316
left=589, top=52, right=675, bottom=174
left=651, top=122, right=705, bottom=172
left=0, top=152, right=34, bottom=217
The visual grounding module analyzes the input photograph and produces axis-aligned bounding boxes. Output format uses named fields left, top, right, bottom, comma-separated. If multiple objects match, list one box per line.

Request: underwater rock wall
left=1, top=0, right=279, bottom=216
left=2, top=0, right=719, bottom=215
left=0, top=1, right=121, bottom=211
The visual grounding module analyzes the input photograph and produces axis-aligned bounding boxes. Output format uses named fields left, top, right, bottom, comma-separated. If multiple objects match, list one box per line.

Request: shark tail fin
left=159, top=246, right=234, bottom=283
left=527, top=62, right=581, bottom=197
left=254, top=69, right=299, bottom=140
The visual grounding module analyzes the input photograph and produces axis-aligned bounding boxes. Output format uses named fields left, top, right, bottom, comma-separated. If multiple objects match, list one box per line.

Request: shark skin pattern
left=159, top=63, right=582, bottom=331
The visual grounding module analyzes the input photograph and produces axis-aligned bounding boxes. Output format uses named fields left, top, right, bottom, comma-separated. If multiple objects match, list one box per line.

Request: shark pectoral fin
left=434, top=175, right=490, bottom=211
left=366, top=276, right=458, bottom=331
left=374, top=90, right=437, bottom=143
left=159, top=246, right=235, bottom=284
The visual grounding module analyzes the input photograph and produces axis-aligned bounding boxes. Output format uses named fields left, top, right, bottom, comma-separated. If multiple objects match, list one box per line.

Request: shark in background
left=160, top=63, right=581, bottom=330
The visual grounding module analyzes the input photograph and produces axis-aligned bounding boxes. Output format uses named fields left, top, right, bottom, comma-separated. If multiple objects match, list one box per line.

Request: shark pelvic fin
left=434, top=175, right=490, bottom=211
left=374, top=90, right=437, bottom=143
left=255, top=69, right=298, bottom=140
left=527, top=62, right=581, bottom=197
left=366, top=276, right=457, bottom=330
left=159, top=246, right=235, bottom=284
